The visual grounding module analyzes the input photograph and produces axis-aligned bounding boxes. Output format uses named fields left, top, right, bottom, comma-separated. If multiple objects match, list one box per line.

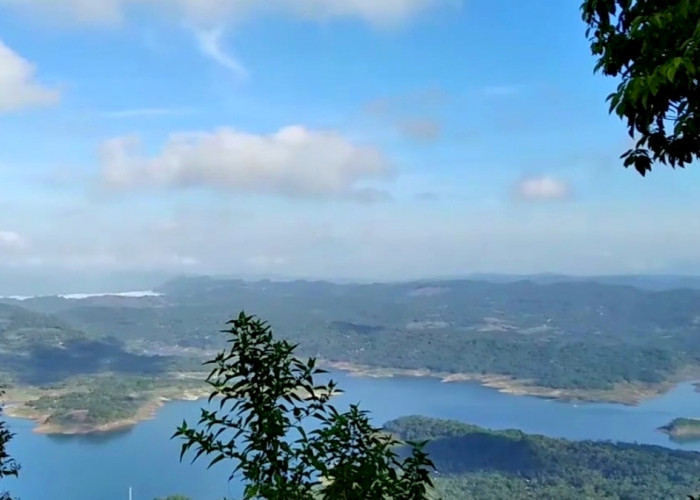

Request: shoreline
left=31, top=391, right=208, bottom=435
left=3, top=380, right=338, bottom=436
left=321, top=360, right=699, bottom=406
left=5, top=363, right=700, bottom=435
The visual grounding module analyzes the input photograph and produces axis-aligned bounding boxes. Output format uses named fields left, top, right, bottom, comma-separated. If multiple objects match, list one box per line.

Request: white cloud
left=0, top=40, right=59, bottom=112
left=0, top=0, right=449, bottom=26
left=194, top=28, right=249, bottom=79
left=258, top=0, right=446, bottom=25
left=0, top=231, right=28, bottom=251
left=514, top=176, right=572, bottom=201
left=100, top=125, right=394, bottom=200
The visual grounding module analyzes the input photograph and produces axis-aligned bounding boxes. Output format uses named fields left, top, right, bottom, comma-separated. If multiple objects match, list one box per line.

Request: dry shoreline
left=322, top=360, right=700, bottom=406
left=4, top=385, right=210, bottom=436
left=5, top=363, right=699, bottom=436
left=3, top=382, right=337, bottom=436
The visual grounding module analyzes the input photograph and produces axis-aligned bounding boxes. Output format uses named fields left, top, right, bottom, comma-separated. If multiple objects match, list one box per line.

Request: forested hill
left=385, top=416, right=700, bottom=499
left=0, top=303, right=193, bottom=386
left=5, top=277, right=700, bottom=393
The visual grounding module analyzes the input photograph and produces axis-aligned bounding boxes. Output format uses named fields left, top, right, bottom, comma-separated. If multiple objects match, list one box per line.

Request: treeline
left=7, top=278, right=700, bottom=392
left=302, top=330, right=690, bottom=391
left=385, top=416, right=700, bottom=499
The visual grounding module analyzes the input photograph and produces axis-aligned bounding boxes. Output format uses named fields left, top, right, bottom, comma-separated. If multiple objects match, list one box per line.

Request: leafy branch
left=173, top=312, right=436, bottom=500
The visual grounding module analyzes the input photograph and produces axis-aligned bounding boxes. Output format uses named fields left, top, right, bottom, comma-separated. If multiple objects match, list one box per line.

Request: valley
left=5, top=276, right=700, bottom=434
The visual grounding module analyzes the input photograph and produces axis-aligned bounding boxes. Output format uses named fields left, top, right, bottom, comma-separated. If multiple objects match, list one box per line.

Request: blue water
left=4, top=372, right=700, bottom=500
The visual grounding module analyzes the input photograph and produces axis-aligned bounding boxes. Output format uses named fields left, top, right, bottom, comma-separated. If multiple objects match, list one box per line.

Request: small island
left=659, top=418, right=700, bottom=442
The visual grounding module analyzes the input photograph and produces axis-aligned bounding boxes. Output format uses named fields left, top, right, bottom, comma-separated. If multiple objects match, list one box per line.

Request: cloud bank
left=0, top=0, right=449, bottom=26
left=100, top=126, right=394, bottom=200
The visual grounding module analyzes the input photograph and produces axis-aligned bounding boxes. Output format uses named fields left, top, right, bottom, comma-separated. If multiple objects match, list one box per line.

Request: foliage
left=582, top=0, right=700, bottom=175
left=173, top=312, right=435, bottom=500
left=0, top=390, right=19, bottom=500
left=386, top=416, right=700, bottom=500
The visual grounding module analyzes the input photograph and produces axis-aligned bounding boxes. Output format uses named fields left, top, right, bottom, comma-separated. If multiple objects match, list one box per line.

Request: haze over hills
left=4, top=275, right=700, bottom=401
left=6, top=272, right=700, bottom=298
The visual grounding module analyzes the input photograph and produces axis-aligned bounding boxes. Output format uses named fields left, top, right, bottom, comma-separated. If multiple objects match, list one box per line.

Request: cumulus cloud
left=100, top=126, right=394, bottom=200
left=0, top=40, right=59, bottom=112
left=0, top=231, right=28, bottom=251
left=514, top=176, right=572, bottom=201
left=0, top=0, right=449, bottom=26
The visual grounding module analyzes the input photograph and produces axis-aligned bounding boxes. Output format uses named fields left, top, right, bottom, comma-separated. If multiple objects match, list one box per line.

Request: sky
left=0, top=0, right=699, bottom=293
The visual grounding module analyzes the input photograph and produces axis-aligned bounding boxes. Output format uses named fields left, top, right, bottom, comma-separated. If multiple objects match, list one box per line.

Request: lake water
left=4, top=372, right=700, bottom=500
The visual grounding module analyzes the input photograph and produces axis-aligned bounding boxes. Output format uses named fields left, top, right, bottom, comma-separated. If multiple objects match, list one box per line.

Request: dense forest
left=0, top=302, right=202, bottom=386
left=385, top=416, right=700, bottom=499
left=5, top=277, right=700, bottom=393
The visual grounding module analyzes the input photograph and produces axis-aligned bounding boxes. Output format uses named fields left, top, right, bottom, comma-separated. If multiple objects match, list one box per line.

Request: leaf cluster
left=582, top=0, right=700, bottom=174
left=0, top=390, right=19, bottom=500
left=173, top=312, right=435, bottom=500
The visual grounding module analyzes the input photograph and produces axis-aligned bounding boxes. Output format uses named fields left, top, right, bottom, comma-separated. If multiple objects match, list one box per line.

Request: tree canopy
left=582, top=0, right=700, bottom=175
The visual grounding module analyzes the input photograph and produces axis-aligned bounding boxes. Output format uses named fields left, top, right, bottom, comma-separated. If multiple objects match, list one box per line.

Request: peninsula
left=3, top=374, right=210, bottom=435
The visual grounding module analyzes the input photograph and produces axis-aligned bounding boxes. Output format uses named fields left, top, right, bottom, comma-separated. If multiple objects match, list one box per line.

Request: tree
left=582, top=0, right=700, bottom=175
left=0, top=390, right=19, bottom=500
left=173, top=312, right=436, bottom=500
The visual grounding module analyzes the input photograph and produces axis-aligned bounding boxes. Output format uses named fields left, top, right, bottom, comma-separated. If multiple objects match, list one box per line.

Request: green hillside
left=0, top=303, right=189, bottom=385
left=8, top=277, right=700, bottom=396
left=385, top=416, right=700, bottom=499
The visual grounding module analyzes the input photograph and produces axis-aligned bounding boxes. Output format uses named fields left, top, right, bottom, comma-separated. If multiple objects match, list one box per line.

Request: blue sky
left=0, top=0, right=698, bottom=291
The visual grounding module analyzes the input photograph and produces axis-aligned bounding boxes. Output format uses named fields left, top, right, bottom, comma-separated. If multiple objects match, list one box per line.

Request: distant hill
left=465, top=273, right=700, bottom=291
left=385, top=416, right=700, bottom=499
left=5, top=276, right=700, bottom=395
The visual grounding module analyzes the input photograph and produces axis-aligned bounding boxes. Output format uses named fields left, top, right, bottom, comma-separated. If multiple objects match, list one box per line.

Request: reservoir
left=4, top=372, right=700, bottom=499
